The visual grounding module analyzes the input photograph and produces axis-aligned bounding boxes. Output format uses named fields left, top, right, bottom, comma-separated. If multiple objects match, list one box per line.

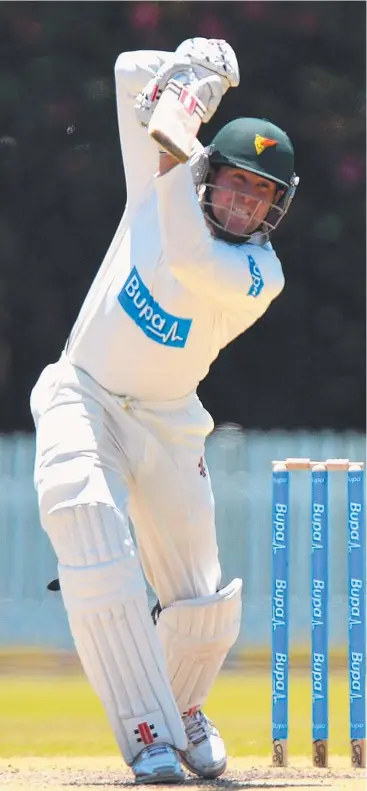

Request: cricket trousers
left=31, top=352, right=221, bottom=609
left=29, top=354, right=242, bottom=766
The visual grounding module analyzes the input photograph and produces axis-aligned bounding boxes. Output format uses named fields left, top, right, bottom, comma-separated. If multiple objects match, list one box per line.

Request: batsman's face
left=210, top=166, right=279, bottom=235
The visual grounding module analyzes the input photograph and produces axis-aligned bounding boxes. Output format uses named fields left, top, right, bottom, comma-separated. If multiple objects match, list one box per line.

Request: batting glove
left=135, top=57, right=194, bottom=128
left=174, top=37, right=240, bottom=93
left=135, top=38, right=239, bottom=129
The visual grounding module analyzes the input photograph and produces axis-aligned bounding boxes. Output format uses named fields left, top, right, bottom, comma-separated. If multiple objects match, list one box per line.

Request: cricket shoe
left=132, top=743, right=185, bottom=784
left=179, top=709, right=227, bottom=779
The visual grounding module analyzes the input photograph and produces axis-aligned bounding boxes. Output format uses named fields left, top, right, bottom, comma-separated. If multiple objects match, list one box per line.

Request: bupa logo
left=247, top=255, right=264, bottom=297
left=118, top=267, right=192, bottom=348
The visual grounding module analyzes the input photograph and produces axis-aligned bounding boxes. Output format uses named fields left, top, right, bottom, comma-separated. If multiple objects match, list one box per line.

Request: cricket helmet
left=193, top=117, right=299, bottom=244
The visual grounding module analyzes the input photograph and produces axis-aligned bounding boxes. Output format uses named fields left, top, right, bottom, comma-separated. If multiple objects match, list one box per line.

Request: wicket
left=271, top=458, right=366, bottom=769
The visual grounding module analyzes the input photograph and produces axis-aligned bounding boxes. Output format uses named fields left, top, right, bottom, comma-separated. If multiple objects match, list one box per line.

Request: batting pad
left=46, top=504, right=186, bottom=763
left=156, top=578, right=242, bottom=714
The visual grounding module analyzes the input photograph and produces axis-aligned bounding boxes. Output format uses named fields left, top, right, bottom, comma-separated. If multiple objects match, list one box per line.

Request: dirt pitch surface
left=1, top=757, right=366, bottom=791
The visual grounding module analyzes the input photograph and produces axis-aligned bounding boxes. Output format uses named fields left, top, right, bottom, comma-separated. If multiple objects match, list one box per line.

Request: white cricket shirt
left=66, top=51, right=285, bottom=401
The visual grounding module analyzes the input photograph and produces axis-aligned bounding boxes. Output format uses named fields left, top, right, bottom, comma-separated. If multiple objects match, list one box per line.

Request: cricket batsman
left=31, top=38, right=298, bottom=783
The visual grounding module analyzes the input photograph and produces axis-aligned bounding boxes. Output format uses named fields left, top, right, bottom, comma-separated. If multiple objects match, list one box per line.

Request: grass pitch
left=1, top=666, right=351, bottom=759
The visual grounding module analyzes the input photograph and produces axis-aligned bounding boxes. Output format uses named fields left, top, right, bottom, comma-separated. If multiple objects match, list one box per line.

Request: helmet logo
left=254, top=134, right=277, bottom=155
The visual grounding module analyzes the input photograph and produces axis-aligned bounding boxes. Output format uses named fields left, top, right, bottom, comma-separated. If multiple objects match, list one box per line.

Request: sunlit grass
left=1, top=667, right=350, bottom=758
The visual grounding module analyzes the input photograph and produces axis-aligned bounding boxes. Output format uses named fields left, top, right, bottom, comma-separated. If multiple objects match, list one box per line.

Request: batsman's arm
left=155, top=164, right=285, bottom=313
left=114, top=50, right=173, bottom=207
left=158, top=151, right=180, bottom=175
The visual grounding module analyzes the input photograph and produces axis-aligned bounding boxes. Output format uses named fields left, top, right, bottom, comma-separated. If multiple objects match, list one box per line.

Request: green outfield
left=1, top=665, right=351, bottom=759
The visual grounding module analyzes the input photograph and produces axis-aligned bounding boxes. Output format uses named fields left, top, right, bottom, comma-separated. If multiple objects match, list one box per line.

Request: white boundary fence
left=0, top=427, right=364, bottom=650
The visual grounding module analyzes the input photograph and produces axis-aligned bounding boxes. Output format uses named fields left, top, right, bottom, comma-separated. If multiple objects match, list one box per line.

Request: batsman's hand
left=190, top=73, right=226, bottom=123
left=148, top=71, right=224, bottom=163
left=134, top=38, right=239, bottom=129
left=135, top=57, right=193, bottom=128
left=174, top=37, right=240, bottom=94
left=136, top=66, right=224, bottom=128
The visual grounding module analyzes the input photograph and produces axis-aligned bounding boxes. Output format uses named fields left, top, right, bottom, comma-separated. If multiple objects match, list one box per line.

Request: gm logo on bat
left=118, top=267, right=192, bottom=348
left=247, top=255, right=264, bottom=297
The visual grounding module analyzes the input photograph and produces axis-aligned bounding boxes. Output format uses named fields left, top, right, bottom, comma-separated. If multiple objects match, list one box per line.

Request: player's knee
left=42, top=502, right=146, bottom=613
left=37, top=461, right=124, bottom=541
left=158, top=579, right=243, bottom=653
left=60, top=552, right=146, bottom=615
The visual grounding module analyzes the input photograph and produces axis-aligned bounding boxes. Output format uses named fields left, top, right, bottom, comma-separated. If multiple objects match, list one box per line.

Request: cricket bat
left=148, top=78, right=206, bottom=163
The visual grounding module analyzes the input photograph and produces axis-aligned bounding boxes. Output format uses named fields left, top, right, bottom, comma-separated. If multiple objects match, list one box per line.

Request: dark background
left=0, top=1, right=365, bottom=433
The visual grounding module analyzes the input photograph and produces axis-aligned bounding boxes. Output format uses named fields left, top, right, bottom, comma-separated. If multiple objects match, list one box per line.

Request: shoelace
left=144, top=743, right=172, bottom=758
left=183, top=711, right=212, bottom=747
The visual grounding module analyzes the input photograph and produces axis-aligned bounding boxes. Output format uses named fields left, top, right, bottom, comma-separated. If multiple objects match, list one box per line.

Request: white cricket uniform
left=30, top=50, right=285, bottom=764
